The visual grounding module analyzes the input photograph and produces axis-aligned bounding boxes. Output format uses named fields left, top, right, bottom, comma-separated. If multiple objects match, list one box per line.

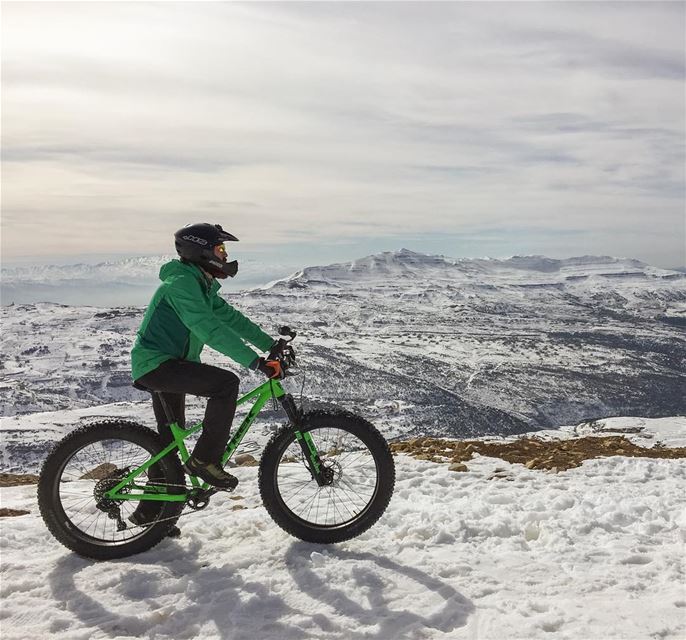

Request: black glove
left=282, top=344, right=296, bottom=367
left=268, top=339, right=285, bottom=360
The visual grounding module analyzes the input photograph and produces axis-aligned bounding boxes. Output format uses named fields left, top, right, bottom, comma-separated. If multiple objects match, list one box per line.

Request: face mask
left=225, top=260, right=238, bottom=278
left=205, top=258, right=239, bottom=279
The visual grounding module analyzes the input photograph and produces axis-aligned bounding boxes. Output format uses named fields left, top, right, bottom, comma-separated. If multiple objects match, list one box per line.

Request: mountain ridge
left=264, top=250, right=679, bottom=292
left=4, top=250, right=680, bottom=288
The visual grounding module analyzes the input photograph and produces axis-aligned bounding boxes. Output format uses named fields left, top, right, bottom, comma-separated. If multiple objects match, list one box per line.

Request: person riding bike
left=129, top=223, right=280, bottom=530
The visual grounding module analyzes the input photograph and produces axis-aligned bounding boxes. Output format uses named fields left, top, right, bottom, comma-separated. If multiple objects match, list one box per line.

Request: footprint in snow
left=620, top=554, right=652, bottom=565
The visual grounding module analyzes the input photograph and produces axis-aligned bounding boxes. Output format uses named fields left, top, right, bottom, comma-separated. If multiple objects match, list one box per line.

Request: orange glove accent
left=265, top=360, right=282, bottom=379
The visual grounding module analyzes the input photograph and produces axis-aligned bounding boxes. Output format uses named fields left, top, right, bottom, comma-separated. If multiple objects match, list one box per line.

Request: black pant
left=137, top=359, right=240, bottom=463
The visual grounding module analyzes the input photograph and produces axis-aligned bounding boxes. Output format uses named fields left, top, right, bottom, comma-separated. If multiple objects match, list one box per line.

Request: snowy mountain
left=1, top=251, right=684, bottom=438
left=266, top=250, right=680, bottom=293
left=1, top=416, right=685, bottom=639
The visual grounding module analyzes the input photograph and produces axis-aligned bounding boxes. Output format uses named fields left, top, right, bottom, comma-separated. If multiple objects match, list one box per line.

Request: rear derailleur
left=94, top=469, right=130, bottom=531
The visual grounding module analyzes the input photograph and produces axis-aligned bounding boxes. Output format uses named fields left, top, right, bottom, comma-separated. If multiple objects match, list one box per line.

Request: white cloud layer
left=2, top=2, right=684, bottom=266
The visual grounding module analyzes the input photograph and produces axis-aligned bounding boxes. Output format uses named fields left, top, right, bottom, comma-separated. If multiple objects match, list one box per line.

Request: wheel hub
left=321, top=460, right=343, bottom=486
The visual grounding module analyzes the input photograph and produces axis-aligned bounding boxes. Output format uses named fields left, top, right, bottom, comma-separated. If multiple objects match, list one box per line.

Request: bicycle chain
left=122, top=482, right=230, bottom=530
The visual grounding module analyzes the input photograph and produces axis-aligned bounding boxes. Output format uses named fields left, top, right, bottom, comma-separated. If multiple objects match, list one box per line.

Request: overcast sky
left=2, top=1, right=684, bottom=268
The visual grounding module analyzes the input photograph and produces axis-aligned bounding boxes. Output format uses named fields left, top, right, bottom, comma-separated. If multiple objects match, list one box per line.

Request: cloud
left=1, top=2, right=684, bottom=267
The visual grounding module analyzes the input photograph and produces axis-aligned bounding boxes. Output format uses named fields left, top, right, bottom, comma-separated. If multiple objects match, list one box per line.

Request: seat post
left=154, top=391, right=177, bottom=425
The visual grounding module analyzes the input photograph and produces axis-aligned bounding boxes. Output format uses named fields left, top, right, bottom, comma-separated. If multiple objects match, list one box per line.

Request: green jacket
left=131, top=260, right=274, bottom=381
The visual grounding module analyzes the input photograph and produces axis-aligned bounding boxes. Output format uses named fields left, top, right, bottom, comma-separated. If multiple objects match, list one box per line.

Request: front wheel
left=259, top=409, right=395, bottom=543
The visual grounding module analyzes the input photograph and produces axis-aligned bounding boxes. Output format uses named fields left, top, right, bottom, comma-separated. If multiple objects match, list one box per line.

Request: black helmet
left=174, top=223, right=239, bottom=279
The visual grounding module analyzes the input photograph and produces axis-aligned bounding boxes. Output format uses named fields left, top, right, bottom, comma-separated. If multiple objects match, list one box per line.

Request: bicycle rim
left=275, top=427, right=379, bottom=528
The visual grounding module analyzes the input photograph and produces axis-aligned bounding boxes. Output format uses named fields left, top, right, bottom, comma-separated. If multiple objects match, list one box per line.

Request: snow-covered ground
left=1, top=417, right=684, bottom=639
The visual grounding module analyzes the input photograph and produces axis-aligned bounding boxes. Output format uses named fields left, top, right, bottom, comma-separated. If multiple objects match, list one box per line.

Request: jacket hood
left=159, top=259, right=219, bottom=292
left=159, top=259, right=195, bottom=281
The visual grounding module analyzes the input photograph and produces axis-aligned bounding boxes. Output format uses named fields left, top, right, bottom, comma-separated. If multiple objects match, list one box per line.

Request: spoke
left=299, top=488, right=321, bottom=520
left=337, top=482, right=374, bottom=502
left=58, top=489, right=95, bottom=498
left=330, top=485, right=356, bottom=519
left=59, top=495, right=94, bottom=510
left=285, top=481, right=317, bottom=504
left=70, top=450, right=96, bottom=481
left=335, top=449, right=371, bottom=468
left=66, top=500, right=100, bottom=524
left=325, top=486, right=332, bottom=524
left=330, top=489, right=346, bottom=523
left=334, top=486, right=364, bottom=516
left=75, top=508, right=100, bottom=535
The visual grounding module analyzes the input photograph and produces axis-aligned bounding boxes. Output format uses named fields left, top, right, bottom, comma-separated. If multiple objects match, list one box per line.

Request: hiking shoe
left=166, top=525, right=181, bottom=538
left=184, top=456, right=239, bottom=491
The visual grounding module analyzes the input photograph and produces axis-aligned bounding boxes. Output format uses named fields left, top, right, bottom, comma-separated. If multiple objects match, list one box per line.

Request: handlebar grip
left=279, top=326, right=297, bottom=339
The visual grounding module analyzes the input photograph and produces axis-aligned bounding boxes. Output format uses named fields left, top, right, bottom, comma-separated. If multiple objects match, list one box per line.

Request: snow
left=1, top=418, right=685, bottom=639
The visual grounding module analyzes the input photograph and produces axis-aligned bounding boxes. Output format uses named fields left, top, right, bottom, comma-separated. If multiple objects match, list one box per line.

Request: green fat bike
left=38, top=328, right=395, bottom=560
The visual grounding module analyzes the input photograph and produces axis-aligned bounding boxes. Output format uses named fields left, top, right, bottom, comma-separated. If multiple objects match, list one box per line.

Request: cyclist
left=129, top=223, right=280, bottom=530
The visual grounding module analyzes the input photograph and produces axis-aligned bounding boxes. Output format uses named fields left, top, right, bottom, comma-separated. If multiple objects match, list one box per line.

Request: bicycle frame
left=103, top=378, right=323, bottom=503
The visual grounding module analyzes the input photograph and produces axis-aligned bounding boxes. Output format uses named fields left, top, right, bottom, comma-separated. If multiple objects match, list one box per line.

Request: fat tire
left=38, top=420, right=185, bottom=560
left=259, top=409, right=395, bottom=543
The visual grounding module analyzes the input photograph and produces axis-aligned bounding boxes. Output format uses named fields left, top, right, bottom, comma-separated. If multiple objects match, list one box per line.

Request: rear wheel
left=38, top=420, right=185, bottom=560
left=259, top=410, right=395, bottom=543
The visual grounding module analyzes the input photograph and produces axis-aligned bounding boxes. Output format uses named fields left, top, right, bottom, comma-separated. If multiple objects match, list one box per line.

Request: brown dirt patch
left=0, top=508, right=30, bottom=517
left=390, top=435, right=686, bottom=471
left=0, top=473, right=39, bottom=487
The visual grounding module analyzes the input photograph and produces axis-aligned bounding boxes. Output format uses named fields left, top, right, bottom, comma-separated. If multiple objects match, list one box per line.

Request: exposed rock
left=448, top=463, right=468, bottom=472
left=80, top=463, right=118, bottom=479
left=0, top=508, right=30, bottom=517
left=0, top=473, right=39, bottom=487
left=234, top=454, right=258, bottom=467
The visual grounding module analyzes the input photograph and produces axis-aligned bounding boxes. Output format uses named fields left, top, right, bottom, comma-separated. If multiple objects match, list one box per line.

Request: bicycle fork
left=278, top=393, right=332, bottom=487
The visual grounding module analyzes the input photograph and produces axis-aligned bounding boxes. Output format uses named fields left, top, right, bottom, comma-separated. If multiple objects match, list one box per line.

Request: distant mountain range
left=2, top=250, right=684, bottom=439
left=1, top=255, right=178, bottom=285
left=0, top=255, right=300, bottom=306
